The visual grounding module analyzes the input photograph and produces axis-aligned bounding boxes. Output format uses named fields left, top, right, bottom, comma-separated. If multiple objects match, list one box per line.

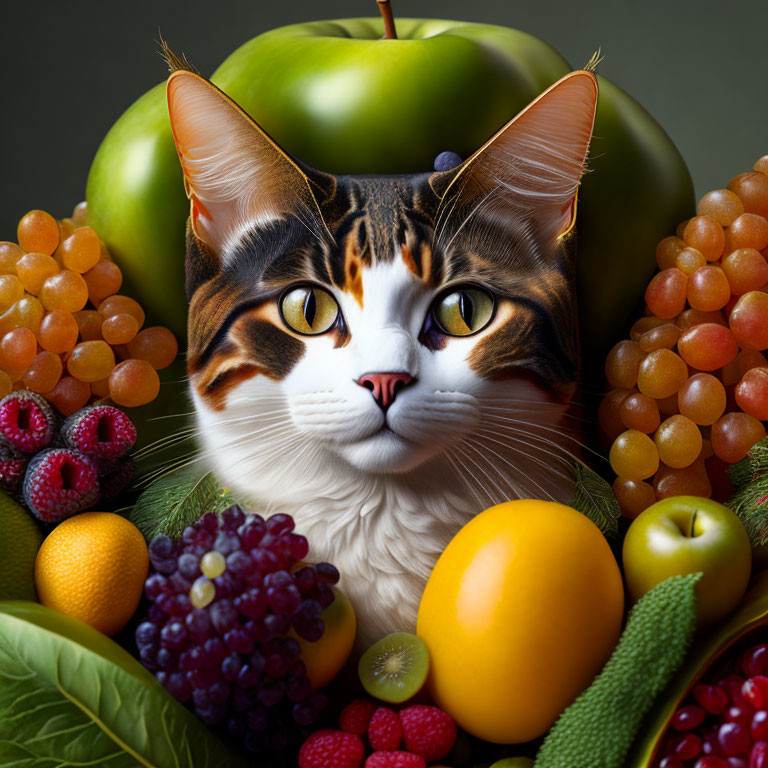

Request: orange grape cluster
left=0, top=204, right=178, bottom=415
left=600, top=156, right=768, bottom=519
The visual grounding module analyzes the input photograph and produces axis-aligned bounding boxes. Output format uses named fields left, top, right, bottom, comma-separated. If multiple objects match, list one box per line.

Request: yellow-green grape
left=189, top=576, right=216, bottom=609
left=653, top=415, right=703, bottom=469
left=609, top=429, right=659, bottom=481
left=280, top=285, right=339, bottom=335
left=200, top=551, right=226, bottom=579
left=434, top=287, right=494, bottom=336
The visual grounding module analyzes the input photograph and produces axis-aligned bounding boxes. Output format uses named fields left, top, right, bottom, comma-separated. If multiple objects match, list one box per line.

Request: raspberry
left=369, top=707, right=403, bottom=751
left=298, top=730, right=365, bottom=768
left=364, top=752, right=426, bottom=768
left=0, top=391, right=56, bottom=453
left=61, top=404, right=136, bottom=459
left=339, top=699, right=377, bottom=735
left=23, top=448, right=99, bottom=523
left=0, top=437, right=27, bottom=493
left=399, top=705, right=457, bottom=762
left=97, top=458, right=134, bottom=498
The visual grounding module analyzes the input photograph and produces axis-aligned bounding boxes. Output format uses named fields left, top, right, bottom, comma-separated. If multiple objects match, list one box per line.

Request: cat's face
left=168, top=68, right=597, bottom=486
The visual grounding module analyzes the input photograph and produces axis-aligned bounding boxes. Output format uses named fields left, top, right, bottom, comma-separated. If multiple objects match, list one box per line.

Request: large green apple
left=622, top=495, right=752, bottom=628
left=86, top=15, right=694, bottom=360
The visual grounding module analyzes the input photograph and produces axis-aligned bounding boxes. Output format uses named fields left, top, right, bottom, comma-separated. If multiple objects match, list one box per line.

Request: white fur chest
left=232, top=465, right=478, bottom=647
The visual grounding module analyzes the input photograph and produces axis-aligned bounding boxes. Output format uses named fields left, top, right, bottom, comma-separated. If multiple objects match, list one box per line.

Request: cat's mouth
left=333, top=420, right=428, bottom=474
left=368, top=422, right=406, bottom=441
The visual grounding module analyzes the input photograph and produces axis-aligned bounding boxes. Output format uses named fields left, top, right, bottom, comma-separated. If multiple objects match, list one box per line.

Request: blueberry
left=434, top=151, right=463, bottom=172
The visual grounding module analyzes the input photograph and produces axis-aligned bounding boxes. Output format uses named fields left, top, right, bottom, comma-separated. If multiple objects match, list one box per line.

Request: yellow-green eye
left=280, top=286, right=339, bottom=335
left=433, top=287, right=494, bottom=336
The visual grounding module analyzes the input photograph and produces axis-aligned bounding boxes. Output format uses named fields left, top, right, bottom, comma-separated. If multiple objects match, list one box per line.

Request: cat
left=165, top=56, right=598, bottom=646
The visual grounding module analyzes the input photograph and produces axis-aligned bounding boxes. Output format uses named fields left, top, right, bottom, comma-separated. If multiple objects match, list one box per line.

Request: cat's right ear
left=167, top=70, right=335, bottom=261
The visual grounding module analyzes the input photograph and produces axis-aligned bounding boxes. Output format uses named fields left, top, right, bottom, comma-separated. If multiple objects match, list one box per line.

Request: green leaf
left=535, top=574, right=701, bottom=768
left=130, top=465, right=235, bottom=541
left=569, top=462, right=620, bottom=537
left=0, top=600, right=250, bottom=768
left=727, top=437, right=768, bottom=546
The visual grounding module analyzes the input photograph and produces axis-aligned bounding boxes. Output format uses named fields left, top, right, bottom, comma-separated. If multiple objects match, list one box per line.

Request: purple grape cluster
left=134, top=506, right=341, bottom=754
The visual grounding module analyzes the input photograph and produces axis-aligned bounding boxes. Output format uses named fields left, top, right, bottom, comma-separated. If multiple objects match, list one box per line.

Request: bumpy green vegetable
left=727, top=436, right=768, bottom=545
left=534, top=573, right=701, bottom=768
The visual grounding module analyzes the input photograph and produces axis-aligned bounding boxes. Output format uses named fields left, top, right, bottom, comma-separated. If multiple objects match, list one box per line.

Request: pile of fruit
left=1, top=6, right=767, bottom=761
left=136, top=507, right=345, bottom=753
left=654, top=641, right=768, bottom=767
left=300, top=700, right=457, bottom=768
left=600, top=156, right=768, bottom=518
left=0, top=204, right=177, bottom=414
left=0, top=391, right=136, bottom=520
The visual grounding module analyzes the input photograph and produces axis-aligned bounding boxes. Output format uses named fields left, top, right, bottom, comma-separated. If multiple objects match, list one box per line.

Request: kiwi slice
left=358, top=632, right=430, bottom=703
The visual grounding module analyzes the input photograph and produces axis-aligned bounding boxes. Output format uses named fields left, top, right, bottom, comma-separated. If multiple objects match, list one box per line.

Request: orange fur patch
left=197, top=362, right=261, bottom=411
left=401, top=243, right=419, bottom=277
left=344, top=236, right=364, bottom=307
left=420, top=243, right=432, bottom=282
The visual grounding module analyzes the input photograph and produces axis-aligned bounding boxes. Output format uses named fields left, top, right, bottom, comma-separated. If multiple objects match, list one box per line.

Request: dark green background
left=1, top=0, right=766, bottom=237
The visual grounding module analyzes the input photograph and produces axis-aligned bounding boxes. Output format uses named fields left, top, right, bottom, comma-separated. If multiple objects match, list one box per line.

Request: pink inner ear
left=167, top=72, right=326, bottom=256
left=446, top=71, right=599, bottom=243
left=503, top=71, right=597, bottom=236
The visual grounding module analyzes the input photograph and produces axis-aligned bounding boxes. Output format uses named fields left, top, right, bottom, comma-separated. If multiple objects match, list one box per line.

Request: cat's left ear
left=167, top=70, right=335, bottom=258
left=431, top=70, right=598, bottom=248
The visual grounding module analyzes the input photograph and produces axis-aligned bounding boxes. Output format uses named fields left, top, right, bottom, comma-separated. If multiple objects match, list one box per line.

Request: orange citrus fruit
left=417, top=499, right=624, bottom=744
left=292, top=585, right=356, bottom=690
left=34, top=512, right=149, bottom=636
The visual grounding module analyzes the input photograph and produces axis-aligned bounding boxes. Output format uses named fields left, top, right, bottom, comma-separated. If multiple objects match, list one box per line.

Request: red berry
left=752, top=712, right=768, bottom=741
left=694, top=759, right=730, bottom=768
left=744, top=678, right=768, bottom=710
left=60, top=404, right=137, bottom=459
left=673, top=732, right=702, bottom=759
left=0, top=437, right=27, bottom=493
left=740, top=646, right=768, bottom=679
left=369, top=707, right=403, bottom=752
left=399, top=705, right=457, bottom=762
left=22, top=448, right=100, bottom=523
left=339, top=699, right=377, bottom=735
left=718, top=721, right=751, bottom=755
left=364, top=752, right=426, bottom=768
left=752, top=741, right=768, bottom=768
left=722, top=675, right=749, bottom=705
left=695, top=685, right=730, bottom=715
left=0, top=390, right=56, bottom=453
left=298, top=730, right=365, bottom=768
left=727, top=705, right=755, bottom=726
left=673, top=705, right=707, bottom=731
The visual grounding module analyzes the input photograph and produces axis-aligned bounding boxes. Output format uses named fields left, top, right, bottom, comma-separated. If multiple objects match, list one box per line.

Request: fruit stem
left=690, top=509, right=698, bottom=538
left=377, top=0, right=398, bottom=39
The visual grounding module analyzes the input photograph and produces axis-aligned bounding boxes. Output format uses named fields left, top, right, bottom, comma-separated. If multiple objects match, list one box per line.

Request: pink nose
left=356, top=372, right=414, bottom=410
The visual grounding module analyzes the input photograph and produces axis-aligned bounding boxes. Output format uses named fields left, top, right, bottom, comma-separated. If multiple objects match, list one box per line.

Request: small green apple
left=488, top=759, right=534, bottom=768
left=622, top=495, right=752, bottom=627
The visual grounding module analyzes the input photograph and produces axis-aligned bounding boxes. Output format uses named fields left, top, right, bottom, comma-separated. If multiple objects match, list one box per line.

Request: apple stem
left=377, top=0, right=398, bottom=39
left=690, top=510, right=697, bottom=538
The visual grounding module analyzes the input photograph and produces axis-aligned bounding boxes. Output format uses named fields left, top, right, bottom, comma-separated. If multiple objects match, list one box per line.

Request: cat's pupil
left=303, top=288, right=317, bottom=328
left=458, top=292, right=474, bottom=329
